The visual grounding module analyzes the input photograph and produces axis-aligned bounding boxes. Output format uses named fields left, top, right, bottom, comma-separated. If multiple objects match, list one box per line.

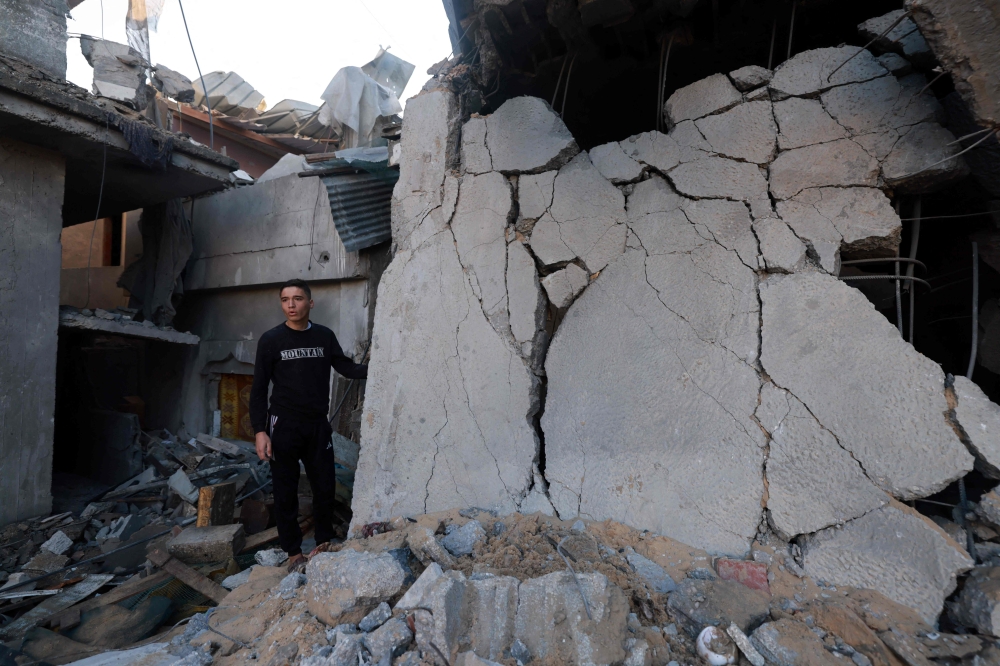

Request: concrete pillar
left=0, top=138, right=65, bottom=524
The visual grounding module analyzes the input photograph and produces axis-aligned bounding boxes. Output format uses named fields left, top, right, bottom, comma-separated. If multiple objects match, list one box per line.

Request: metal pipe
left=967, top=241, right=980, bottom=379
left=840, top=258, right=925, bottom=270
left=838, top=275, right=931, bottom=290
left=907, top=197, right=921, bottom=344
left=826, top=10, right=911, bottom=82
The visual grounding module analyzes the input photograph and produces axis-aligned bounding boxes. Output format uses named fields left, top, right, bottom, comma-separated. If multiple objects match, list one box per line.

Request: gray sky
left=66, top=0, right=452, bottom=109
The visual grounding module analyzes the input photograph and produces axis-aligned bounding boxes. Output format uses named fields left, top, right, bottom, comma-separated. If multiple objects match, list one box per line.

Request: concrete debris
left=768, top=46, right=889, bottom=98
left=541, top=263, right=589, bottom=310
left=358, top=601, right=392, bottom=632
left=949, top=566, right=1000, bottom=637
left=668, top=578, right=770, bottom=638
left=414, top=569, right=467, bottom=660
left=406, top=527, right=457, bottom=568
left=590, top=140, right=644, bottom=183
left=877, top=52, right=912, bottom=76
left=695, top=100, right=777, bottom=164
left=484, top=96, right=579, bottom=174
left=801, top=501, right=973, bottom=623
left=168, top=469, right=200, bottom=505
left=39, top=530, right=73, bottom=556
left=953, top=376, right=1000, bottom=479
left=255, top=548, right=289, bottom=567
left=760, top=272, right=973, bottom=499
left=152, top=64, right=195, bottom=103
left=664, top=73, right=743, bottom=125
left=462, top=116, right=492, bottom=175
left=364, top=616, right=413, bottom=663
left=727, top=622, right=765, bottom=666
left=906, top=0, right=1000, bottom=129
left=729, top=65, right=773, bottom=92
left=304, top=549, right=409, bottom=626
left=769, top=138, right=879, bottom=200
left=79, top=36, right=152, bottom=109
left=882, top=121, right=970, bottom=192
left=167, top=524, right=246, bottom=564
left=773, top=97, right=850, bottom=151
left=669, top=154, right=769, bottom=201
left=859, top=10, right=932, bottom=66
left=626, top=547, right=677, bottom=594
left=396, top=561, right=444, bottom=610
left=441, top=520, right=486, bottom=557
left=753, top=217, right=808, bottom=273
left=222, top=567, right=254, bottom=590
left=279, top=572, right=306, bottom=600
left=751, top=618, right=842, bottom=665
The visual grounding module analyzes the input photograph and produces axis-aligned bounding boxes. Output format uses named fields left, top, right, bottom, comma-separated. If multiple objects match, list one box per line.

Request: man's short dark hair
left=279, top=279, right=311, bottom=299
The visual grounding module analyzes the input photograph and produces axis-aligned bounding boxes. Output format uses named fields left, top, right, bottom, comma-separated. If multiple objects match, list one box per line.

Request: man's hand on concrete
left=255, top=432, right=272, bottom=461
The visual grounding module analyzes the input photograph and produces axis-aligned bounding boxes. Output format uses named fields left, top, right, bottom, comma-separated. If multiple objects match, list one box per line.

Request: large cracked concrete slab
left=801, top=500, right=973, bottom=624
left=953, top=376, right=1000, bottom=480
left=760, top=272, right=973, bottom=499
left=485, top=96, right=579, bottom=174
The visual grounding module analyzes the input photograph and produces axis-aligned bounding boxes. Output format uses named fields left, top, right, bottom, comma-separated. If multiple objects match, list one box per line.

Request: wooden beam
left=147, top=549, right=229, bottom=604
left=44, top=570, right=172, bottom=630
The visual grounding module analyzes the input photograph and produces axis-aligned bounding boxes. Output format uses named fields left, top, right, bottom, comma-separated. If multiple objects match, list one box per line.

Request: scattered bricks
left=305, top=550, right=408, bottom=627
left=166, top=524, right=245, bottom=564
left=39, top=531, right=72, bottom=556
left=625, top=548, right=677, bottom=594
left=363, top=617, right=413, bottom=663
left=715, top=559, right=770, bottom=595
left=949, top=567, right=1000, bottom=637
left=358, top=602, right=391, bottom=632
left=667, top=579, right=770, bottom=638
left=664, top=73, right=743, bottom=125
left=396, top=562, right=444, bottom=611
left=750, top=619, right=842, bottom=665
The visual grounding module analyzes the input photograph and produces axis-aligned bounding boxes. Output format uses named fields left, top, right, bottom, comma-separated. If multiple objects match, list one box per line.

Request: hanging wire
left=767, top=16, right=777, bottom=70
left=84, top=116, right=110, bottom=310
left=657, top=35, right=674, bottom=132
left=177, top=0, right=213, bottom=149
left=560, top=54, right=578, bottom=119
left=551, top=54, right=570, bottom=108
left=826, top=11, right=911, bottom=82
left=786, top=1, right=797, bottom=62
left=967, top=242, right=980, bottom=379
left=905, top=197, right=921, bottom=344
left=900, top=129, right=1000, bottom=181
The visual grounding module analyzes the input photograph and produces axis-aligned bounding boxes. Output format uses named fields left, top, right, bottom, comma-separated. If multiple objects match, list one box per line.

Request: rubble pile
left=6, top=511, right=998, bottom=665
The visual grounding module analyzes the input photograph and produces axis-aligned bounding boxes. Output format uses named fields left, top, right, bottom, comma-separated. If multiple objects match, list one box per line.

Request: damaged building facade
left=353, top=0, right=1000, bottom=628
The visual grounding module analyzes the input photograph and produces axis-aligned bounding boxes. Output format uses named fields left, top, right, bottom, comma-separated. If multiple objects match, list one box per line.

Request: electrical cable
left=84, top=116, right=109, bottom=310
left=906, top=197, right=921, bottom=344
left=177, top=0, right=213, bottom=150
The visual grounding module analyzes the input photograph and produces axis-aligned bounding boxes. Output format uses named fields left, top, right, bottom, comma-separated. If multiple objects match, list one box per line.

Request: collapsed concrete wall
left=355, top=45, right=997, bottom=622
left=0, top=138, right=65, bottom=524
left=0, top=0, right=68, bottom=81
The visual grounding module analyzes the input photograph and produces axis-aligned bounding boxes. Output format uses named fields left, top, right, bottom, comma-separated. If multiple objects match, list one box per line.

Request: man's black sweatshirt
left=249, top=322, right=367, bottom=434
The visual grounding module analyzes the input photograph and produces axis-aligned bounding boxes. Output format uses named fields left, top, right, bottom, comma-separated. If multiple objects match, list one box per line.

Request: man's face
left=280, top=287, right=313, bottom=323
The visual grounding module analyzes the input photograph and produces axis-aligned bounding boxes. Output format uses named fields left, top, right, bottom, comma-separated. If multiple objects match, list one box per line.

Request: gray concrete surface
left=0, top=0, right=67, bottom=80
left=0, top=138, right=63, bottom=525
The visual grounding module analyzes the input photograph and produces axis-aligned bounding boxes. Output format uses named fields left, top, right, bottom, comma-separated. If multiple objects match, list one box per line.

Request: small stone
left=358, top=601, right=392, bottom=632
left=325, top=623, right=359, bottom=645
left=441, top=520, right=486, bottom=557
left=663, top=623, right=678, bottom=636
left=279, top=572, right=307, bottom=600
left=362, top=617, right=412, bottom=663
left=751, top=619, right=842, bottom=665
left=510, top=638, right=531, bottom=663
left=571, top=520, right=586, bottom=532
left=255, top=548, right=289, bottom=567
left=221, top=567, right=253, bottom=590
left=730, top=65, right=773, bottom=92
left=625, top=548, right=677, bottom=594
left=40, top=531, right=73, bottom=556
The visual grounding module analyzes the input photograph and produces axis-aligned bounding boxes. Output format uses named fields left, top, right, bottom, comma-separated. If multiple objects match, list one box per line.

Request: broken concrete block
left=543, top=152, right=627, bottom=273
left=625, top=548, right=676, bottom=594
left=750, top=619, right=842, bottom=665
left=464, top=574, right=519, bottom=661
left=669, top=120, right=714, bottom=161
left=882, top=122, right=969, bottom=192
left=168, top=469, right=200, bottom=505
left=773, top=97, right=849, bottom=151
left=695, top=100, right=777, bottom=164
left=621, top=131, right=683, bottom=173
left=396, top=562, right=444, bottom=611
left=775, top=187, right=901, bottom=274
left=79, top=36, right=152, bottom=109
left=22, top=551, right=69, bottom=575
left=415, top=570, right=468, bottom=662
left=769, top=139, right=879, bottom=200
left=359, top=602, right=392, bottom=633
left=528, top=213, right=575, bottom=267
left=255, top=548, right=288, bottom=567
left=462, top=116, right=492, bottom=175
left=1, top=572, right=35, bottom=592
left=753, top=218, right=807, bottom=273
left=485, top=97, right=579, bottom=173
left=877, top=52, right=912, bottom=76
left=949, top=566, right=1000, bottom=636
left=167, top=524, right=245, bottom=564
left=682, top=197, right=760, bottom=270
left=541, top=263, right=589, bottom=310
left=221, top=567, right=254, bottom=590
left=455, top=652, right=503, bottom=666
left=976, top=489, right=1000, bottom=527
left=664, top=73, right=743, bottom=125
left=40, top=530, right=73, bottom=556
left=670, top=154, right=769, bottom=201
left=667, top=578, right=770, bottom=638
left=279, top=572, right=306, bottom=600
left=730, top=65, right=773, bottom=92
left=821, top=76, right=940, bottom=137
left=589, top=141, right=644, bottom=183
left=759, top=385, right=888, bottom=539
left=406, top=528, right=457, bottom=569
left=859, top=10, right=932, bottom=66
left=545, top=179, right=764, bottom=555
left=801, top=501, right=973, bottom=623
left=306, top=549, right=409, bottom=627
left=101, top=514, right=148, bottom=544
left=760, top=272, right=973, bottom=499
left=441, top=520, right=486, bottom=557
left=514, top=571, right=629, bottom=665
left=953, top=376, right=1000, bottom=479
left=769, top=46, right=888, bottom=98
left=364, top=616, right=413, bottom=663
left=517, top=171, right=556, bottom=221
left=152, top=64, right=194, bottom=103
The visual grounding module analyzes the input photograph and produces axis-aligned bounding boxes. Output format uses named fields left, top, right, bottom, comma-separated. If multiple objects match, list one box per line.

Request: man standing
left=250, top=278, right=368, bottom=571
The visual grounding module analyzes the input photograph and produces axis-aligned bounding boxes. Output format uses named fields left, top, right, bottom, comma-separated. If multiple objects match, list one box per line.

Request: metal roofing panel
left=321, top=169, right=398, bottom=253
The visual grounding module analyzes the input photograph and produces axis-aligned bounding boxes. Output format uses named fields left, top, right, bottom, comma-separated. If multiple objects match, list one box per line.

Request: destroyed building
left=4, top=0, right=1000, bottom=664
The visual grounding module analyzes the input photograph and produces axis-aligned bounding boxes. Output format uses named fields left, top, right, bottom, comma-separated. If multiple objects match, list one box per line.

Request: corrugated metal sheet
left=321, top=169, right=398, bottom=253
